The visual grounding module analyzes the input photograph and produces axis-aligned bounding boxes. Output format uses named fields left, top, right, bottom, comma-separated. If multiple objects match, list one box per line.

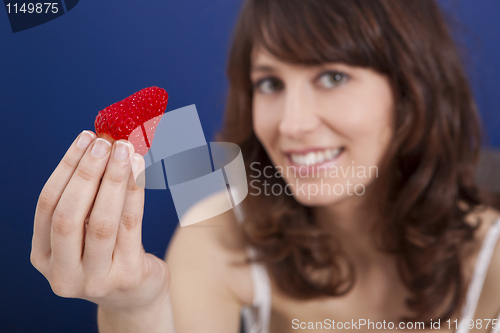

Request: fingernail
left=77, top=131, right=95, bottom=149
left=114, top=141, right=131, bottom=161
left=91, top=138, right=111, bottom=158
left=131, top=154, right=140, bottom=171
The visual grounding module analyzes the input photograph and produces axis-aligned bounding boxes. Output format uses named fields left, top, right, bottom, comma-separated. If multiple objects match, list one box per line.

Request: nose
left=278, top=84, right=320, bottom=139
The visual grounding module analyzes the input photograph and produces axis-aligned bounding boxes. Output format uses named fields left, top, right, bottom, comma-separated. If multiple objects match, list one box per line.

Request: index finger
left=33, top=131, right=96, bottom=260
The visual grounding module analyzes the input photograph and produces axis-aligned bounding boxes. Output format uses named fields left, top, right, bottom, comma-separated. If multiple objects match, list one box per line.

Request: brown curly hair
left=215, top=0, right=484, bottom=324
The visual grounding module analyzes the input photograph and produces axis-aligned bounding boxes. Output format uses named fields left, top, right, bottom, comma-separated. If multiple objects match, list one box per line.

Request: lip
left=284, top=147, right=344, bottom=177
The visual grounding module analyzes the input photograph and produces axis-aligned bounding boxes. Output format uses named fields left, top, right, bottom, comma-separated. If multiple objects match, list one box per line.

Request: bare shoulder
left=165, top=191, right=254, bottom=306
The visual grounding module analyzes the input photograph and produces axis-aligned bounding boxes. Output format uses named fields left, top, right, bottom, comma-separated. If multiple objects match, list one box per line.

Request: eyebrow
left=250, top=65, right=276, bottom=73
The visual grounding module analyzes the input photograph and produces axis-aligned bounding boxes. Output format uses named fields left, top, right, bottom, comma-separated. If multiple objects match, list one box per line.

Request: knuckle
left=120, top=211, right=139, bottom=231
left=84, top=281, right=109, bottom=298
left=37, top=187, right=58, bottom=214
left=74, top=166, right=96, bottom=182
left=29, top=252, right=38, bottom=267
left=30, top=251, right=47, bottom=271
left=50, top=280, right=79, bottom=298
left=118, top=271, right=141, bottom=291
left=111, top=261, right=142, bottom=290
left=51, top=209, right=77, bottom=237
left=61, top=155, right=78, bottom=171
left=88, top=220, right=116, bottom=241
left=103, top=170, right=127, bottom=188
left=127, top=184, right=143, bottom=194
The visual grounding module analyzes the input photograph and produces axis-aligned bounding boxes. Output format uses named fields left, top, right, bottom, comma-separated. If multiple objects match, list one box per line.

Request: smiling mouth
left=287, top=147, right=345, bottom=166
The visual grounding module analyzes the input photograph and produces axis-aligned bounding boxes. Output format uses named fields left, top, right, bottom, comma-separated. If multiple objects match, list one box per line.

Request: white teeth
left=290, top=147, right=342, bottom=166
left=316, top=151, right=325, bottom=163
left=325, top=149, right=334, bottom=160
left=305, top=152, right=316, bottom=165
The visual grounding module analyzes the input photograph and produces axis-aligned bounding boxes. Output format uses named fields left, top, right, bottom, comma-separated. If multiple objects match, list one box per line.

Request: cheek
left=357, top=87, right=394, bottom=159
left=252, top=98, right=281, bottom=149
left=323, top=85, right=393, bottom=156
left=323, top=90, right=391, bottom=137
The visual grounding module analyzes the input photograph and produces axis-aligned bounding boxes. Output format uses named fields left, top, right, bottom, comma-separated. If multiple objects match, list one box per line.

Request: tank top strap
left=234, top=205, right=272, bottom=333
left=456, top=216, right=500, bottom=333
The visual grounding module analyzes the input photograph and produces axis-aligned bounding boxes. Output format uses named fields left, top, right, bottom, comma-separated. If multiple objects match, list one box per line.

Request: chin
left=284, top=179, right=350, bottom=207
left=282, top=174, right=373, bottom=208
left=291, top=193, right=346, bottom=207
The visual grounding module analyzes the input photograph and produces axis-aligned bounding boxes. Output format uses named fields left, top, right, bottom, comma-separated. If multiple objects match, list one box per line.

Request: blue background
left=0, top=1, right=498, bottom=332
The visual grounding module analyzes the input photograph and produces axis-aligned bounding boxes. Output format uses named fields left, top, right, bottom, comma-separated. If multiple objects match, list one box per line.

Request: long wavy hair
left=215, top=0, right=484, bottom=323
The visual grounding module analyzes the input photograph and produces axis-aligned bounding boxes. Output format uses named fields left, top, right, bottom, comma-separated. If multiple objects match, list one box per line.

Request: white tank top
left=234, top=205, right=500, bottom=333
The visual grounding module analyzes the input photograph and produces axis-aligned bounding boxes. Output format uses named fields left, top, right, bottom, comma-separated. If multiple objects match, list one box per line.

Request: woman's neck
left=312, top=194, right=392, bottom=271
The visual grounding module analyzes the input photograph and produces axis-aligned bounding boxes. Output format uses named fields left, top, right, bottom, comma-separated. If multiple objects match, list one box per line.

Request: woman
left=31, top=0, right=500, bottom=332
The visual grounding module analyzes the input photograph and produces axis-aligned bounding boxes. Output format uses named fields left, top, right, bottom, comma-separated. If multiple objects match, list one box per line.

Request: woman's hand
left=30, top=131, right=170, bottom=314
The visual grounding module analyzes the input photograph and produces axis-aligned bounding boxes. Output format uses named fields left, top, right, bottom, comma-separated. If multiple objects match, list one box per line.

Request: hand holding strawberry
left=31, top=87, right=174, bottom=332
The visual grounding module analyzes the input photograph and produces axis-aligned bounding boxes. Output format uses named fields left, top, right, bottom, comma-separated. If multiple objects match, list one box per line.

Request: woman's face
left=251, top=47, right=394, bottom=206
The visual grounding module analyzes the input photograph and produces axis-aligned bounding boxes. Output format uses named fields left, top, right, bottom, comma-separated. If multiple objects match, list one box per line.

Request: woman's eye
left=254, top=78, right=284, bottom=94
left=317, top=71, right=348, bottom=88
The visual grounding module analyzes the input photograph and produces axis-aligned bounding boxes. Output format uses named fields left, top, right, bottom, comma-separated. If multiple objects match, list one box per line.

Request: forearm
left=97, top=292, right=176, bottom=333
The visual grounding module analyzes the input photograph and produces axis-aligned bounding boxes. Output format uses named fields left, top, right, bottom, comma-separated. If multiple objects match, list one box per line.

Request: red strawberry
left=94, top=86, right=168, bottom=155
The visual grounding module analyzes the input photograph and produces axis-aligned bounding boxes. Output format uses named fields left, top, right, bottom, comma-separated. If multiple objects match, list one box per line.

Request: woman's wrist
left=97, top=291, right=175, bottom=333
